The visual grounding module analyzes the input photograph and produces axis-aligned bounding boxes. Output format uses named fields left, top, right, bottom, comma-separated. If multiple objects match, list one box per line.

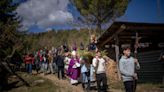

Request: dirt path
left=38, top=74, right=122, bottom=92
left=39, top=74, right=84, bottom=92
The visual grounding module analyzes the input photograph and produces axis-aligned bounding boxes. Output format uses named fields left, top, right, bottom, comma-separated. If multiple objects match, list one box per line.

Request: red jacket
left=37, top=50, right=43, bottom=62
left=24, top=55, right=34, bottom=64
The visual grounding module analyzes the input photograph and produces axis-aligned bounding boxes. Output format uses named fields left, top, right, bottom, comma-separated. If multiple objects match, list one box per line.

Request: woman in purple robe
left=67, top=51, right=81, bottom=85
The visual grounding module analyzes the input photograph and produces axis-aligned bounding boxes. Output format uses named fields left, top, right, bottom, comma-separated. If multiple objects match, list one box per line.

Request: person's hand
left=134, top=59, right=138, bottom=64
left=96, top=56, right=99, bottom=61
left=162, top=55, right=164, bottom=59
left=133, top=73, right=138, bottom=80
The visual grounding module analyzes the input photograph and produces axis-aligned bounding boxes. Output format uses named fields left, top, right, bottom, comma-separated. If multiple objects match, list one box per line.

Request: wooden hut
left=97, top=21, right=164, bottom=83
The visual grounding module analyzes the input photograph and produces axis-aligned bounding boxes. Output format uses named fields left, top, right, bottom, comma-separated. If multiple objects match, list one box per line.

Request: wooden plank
left=100, top=24, right=126, bottom=47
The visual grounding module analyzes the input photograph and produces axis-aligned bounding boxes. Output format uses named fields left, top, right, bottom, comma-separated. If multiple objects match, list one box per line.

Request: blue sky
left=119, top=0, right=164, bottom=23
left=15, top=0, right=164, bottom=32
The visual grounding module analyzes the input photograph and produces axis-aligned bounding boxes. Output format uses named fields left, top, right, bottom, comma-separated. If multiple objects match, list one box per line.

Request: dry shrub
left=105, top=57, right=119, bottom=82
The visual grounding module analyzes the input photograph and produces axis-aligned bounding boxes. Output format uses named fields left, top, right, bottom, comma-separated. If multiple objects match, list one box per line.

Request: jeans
left=49, top=62, right=54, bottom=73
left=96, top=73, right=107, bottom=92
left=53, top=62, right=58, bottom=73
left=81, top=72, right=90, bottom=89
left=42, top=62, right=48, bottom=74
left=26, top=63, right=32, bottom=73
left=82, top=73, right=87, bottom=82
left=40, top=62, right=43, bottom=72
left=90, top=65, right=95, bottom=82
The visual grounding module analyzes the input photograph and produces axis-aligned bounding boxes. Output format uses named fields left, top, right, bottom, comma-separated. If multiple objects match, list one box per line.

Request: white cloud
left=16, top=0, right=74, bottom=29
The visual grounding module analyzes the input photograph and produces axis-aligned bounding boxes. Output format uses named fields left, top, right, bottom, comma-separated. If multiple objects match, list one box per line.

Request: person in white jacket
left=92, top=51, right=107, bottom=92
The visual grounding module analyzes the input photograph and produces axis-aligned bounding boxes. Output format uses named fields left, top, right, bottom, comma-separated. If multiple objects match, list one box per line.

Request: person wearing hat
left=67, top=50, right=81, bottom=85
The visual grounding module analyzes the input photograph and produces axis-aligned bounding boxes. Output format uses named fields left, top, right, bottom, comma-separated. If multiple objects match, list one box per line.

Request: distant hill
left=24, top=29, right=95, bottom=52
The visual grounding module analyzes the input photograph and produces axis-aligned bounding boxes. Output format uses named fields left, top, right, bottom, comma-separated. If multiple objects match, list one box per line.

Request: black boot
left=82, top=83, right=85, bottom=89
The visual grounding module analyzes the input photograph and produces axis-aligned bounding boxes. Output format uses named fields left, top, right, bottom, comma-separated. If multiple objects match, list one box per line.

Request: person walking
left=56, top=50, right=65, bottom=79
left=119, top=47, right=140, bottom=92
left=67, top=51, right=81, bottom=85
left=92, top=51, right=108, bottom=92
left=42, top=54, right=48, bottom=75
left=24, top=53, right=34, bottom=74
left=80, top=57, right=90, bottom=90
left=48, top=50, right=54, bottom=74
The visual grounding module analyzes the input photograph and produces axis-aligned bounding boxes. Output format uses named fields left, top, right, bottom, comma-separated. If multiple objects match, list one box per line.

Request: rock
left=34, top=79, right=45, bottom=83
left=33, top=79, right=45, bottom=86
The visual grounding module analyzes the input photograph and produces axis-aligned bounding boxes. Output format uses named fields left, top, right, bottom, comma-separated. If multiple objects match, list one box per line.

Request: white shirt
left=92, top=57, right=106, bottom=74
left=64, top=57, right=71, bottom=65
left=64, top=57, right=71, bottom=70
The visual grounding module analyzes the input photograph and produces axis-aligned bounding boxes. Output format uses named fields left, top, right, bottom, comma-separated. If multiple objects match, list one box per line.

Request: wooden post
left=163, top=76, right=164, bottom=84
left=115, top=35, right=121, bottom=80
left=134, top=32, right=142, bottom=57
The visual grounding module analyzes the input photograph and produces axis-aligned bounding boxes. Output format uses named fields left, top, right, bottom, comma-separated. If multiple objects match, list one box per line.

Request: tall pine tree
left=0, top=0, right=22, bottom=61
left=72, top=0, right=129, bottom=34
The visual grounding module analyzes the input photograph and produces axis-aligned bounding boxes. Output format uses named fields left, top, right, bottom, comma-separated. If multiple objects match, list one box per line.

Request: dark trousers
left=35, top=63, right=40, bottom=73
left=58, top=66, right=64, bottom=79
left=124, top=80, right=137, bottom=92
left=96, top=73, right=107, bottom=92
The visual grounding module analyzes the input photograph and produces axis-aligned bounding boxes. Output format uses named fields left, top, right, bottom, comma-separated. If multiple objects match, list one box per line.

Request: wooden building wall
left=137, top=50, right=164, bottom=83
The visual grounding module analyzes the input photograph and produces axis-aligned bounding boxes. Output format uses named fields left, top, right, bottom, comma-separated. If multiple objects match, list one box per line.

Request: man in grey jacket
left=119, top=47, right=140, bottom=92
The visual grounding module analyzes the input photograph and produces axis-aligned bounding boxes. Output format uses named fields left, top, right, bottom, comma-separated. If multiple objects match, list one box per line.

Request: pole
left=133, top=32, right=141, bottom=92
left=134, top=32, right=139, bottom=58
left=115, top=35, right=121, bottom=80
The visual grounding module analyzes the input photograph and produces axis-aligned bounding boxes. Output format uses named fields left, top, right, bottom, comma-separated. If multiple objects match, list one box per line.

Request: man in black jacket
left=56, top=51, right=65, bottom=79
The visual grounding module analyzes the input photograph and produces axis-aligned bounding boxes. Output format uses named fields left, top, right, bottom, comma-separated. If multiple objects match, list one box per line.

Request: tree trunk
left=2, top=49, right=30, bottom=87
left=0, top=63, right=8, bottom=91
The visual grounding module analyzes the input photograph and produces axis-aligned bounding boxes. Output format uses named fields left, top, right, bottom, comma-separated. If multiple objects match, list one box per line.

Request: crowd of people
left=23, top=44, right=109, bottom=91
left=23, top=35, right=141, bottom=92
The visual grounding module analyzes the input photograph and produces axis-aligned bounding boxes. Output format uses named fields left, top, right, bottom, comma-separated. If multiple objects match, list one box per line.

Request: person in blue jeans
left=24, top=54, right=34, bottom=74
left=80, top=57, right=90, bottom=90
left=42, top=54, right=48, bottom=75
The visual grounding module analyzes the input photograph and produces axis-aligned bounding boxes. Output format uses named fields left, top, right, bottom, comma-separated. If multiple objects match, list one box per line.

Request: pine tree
left=72, top=0, right=129, bottom=34
left=0, top=0, right=22, bottom=61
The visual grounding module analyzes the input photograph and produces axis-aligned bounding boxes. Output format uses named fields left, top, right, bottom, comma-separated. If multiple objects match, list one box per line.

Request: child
left=119, top=47, right=140, bottom=92
left=80, top=57, right=90, bottom=90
